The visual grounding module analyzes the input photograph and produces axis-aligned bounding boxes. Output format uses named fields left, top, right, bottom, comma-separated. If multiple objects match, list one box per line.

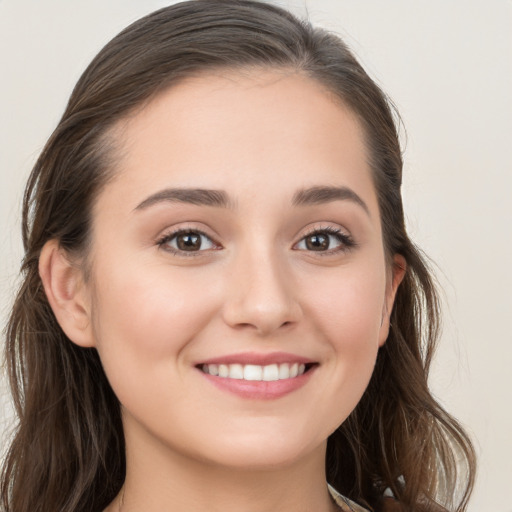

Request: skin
left=40, top=69, right=405, bottom=512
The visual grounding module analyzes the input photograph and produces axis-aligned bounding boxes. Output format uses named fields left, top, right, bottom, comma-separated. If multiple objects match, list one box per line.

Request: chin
left=192, top=429, right=326, bottom=470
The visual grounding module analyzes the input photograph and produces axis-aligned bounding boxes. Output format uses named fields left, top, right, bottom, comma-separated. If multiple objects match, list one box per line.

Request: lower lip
left=198, top=367, right=316, bottom=400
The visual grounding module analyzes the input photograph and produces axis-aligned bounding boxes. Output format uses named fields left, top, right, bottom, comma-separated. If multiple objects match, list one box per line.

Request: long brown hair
left=1, top=1, right=475, bottom=511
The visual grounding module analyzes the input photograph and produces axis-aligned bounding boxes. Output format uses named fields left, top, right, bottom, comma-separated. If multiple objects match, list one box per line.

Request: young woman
left=1, top=1, right=476, bottom=511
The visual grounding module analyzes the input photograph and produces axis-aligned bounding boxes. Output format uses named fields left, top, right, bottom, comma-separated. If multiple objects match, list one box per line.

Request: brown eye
left=294, top=228, right=354, bottom=254
left=305, top=233, right=330, bottom=251
left=159, top=230, right=217, bottom=253
left=176, top=232, right=202, bottom=251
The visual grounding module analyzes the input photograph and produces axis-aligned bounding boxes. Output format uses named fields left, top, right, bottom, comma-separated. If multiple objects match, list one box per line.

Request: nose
left=221, top=249, right=302, bottom=336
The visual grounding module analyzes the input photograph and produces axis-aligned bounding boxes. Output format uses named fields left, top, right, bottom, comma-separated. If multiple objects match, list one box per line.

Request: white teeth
left=201, top=362, right=309, bottom=381
left=278, top=363, right=290, bottom=379
left=262, top=364, right=279, bottom=381
left=229, top=364, right=244, bottom=380
left=208, top=363, right=219, bottom=376
left=244, top=364, right=262, bottom=381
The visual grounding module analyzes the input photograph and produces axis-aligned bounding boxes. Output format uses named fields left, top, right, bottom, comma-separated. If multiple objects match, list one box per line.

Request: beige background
left=1, top=1, right=511, bottom=510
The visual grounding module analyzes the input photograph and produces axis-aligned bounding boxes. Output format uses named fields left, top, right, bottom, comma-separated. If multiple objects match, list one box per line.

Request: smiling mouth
left=199, top=362, right=316, bottom=381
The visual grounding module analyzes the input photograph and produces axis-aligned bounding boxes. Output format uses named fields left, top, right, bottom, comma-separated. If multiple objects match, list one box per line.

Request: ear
left=39, top=239, right=95, bottom=347
left=378, top=254, right=406, bottom=347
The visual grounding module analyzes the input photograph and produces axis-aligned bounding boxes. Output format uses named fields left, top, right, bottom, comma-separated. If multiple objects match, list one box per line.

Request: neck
left=108, top=419, right=337, bottom=512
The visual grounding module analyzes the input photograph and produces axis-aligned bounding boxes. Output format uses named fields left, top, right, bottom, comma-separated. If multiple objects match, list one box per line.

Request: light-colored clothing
left=328, top=484, right=370, bottom=512
left=329, top=485, right=402, bottom=512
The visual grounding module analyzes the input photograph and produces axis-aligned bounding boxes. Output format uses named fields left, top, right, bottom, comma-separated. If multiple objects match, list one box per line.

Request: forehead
left=101, top=69, right=378, bottom=216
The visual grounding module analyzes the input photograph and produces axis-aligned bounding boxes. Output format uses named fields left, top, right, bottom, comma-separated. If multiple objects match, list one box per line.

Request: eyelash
left=156, top=225, right=356, bottom=257
left=157, top=228, right=220, bottom=257
left=294, top=226, right=356, bottom=256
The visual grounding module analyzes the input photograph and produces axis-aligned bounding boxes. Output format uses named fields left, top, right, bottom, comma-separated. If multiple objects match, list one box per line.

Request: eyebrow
left=292, top=186, right=370, bottom=215
left=134, top=188, right=233, bottom=211
left=134, top=185, right=369, bottom=215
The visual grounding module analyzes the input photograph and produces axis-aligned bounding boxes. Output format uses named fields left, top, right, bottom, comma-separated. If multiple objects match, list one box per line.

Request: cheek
left=301, top=261, right=386, bottom=416
left=89, top=260, right=222, bottom=381
left=305, top=262, right=386, bottom=346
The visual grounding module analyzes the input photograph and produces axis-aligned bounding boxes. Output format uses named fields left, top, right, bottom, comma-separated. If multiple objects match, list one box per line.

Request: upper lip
left=197, top=351, right=315, bottom=366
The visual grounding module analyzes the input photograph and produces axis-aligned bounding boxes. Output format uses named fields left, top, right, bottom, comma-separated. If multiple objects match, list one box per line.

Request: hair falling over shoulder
left=1, top=1, right=475, bottom=511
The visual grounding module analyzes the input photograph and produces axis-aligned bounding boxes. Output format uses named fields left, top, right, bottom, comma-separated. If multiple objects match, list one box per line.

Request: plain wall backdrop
left=1, top=1, right=511, bottom=510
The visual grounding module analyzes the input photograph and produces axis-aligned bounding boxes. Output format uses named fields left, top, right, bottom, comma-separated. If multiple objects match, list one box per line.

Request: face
left=79, top=70, right=402, bottom=470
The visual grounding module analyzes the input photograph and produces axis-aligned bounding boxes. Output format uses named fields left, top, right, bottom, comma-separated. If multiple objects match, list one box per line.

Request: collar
left=328, top=484, right=371, bottom=512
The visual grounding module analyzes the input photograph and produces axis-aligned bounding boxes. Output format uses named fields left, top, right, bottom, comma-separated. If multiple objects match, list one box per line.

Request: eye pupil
left=306, top=233, right=329, bottom=251
left=177, top=232, right=201, bottom=251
